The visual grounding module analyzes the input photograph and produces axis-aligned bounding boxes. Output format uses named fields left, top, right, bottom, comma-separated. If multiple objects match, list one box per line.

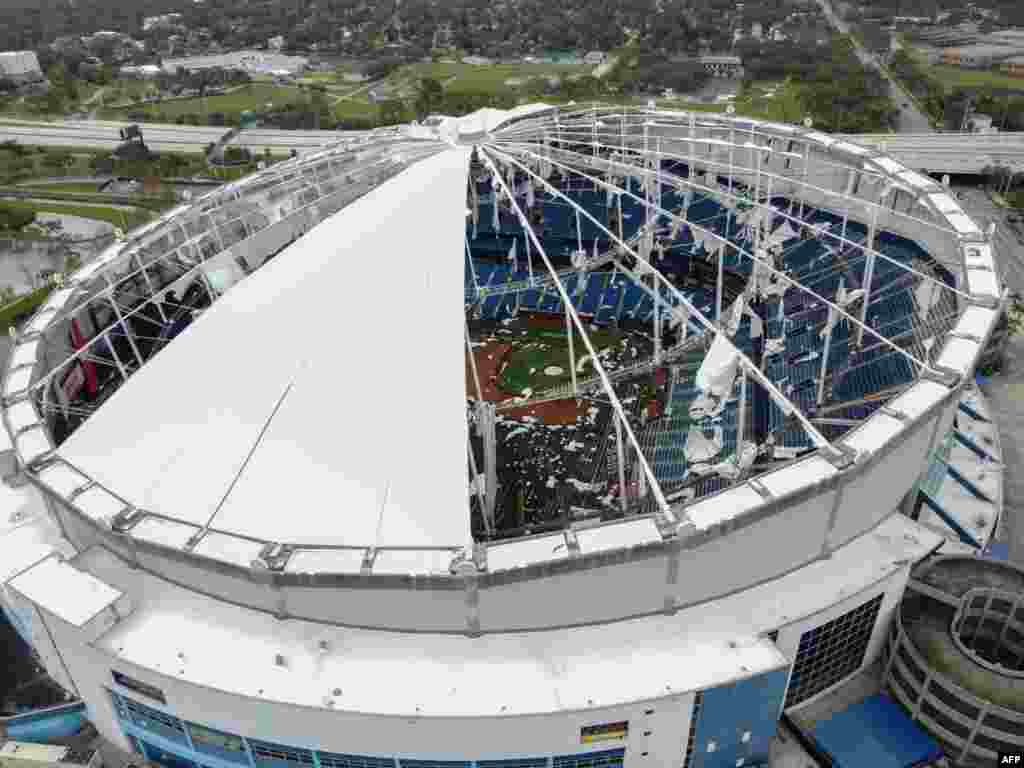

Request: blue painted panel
left=4, top=706, right=86, bottom=743
left=139, top=738, right=198, bottom=768
left=689, top=668, right=789, bottom=768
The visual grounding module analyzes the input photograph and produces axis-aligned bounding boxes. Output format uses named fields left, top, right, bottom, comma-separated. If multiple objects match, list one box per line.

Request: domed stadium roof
left=1, top=104, right=1004, bottom=581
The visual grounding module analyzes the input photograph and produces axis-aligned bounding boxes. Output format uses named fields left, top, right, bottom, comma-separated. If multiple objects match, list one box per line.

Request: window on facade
left=109, top=691, right=187, bottom=746
left=317, top=754, right=395, bottom=768
left=477, top=759, right=548, bottom=768
left=395, top=762, right=471, bottom=768
left=580, top=722, right=628, bottom=745
left=552, top=749, right=625, bottom=768
left=187, top=723, right=249, bottom=764
left=111, top=672, right=167, bottom=705
left=247, top=740, right=314, bottom=768
left=784, top=594, right=884, bottom=709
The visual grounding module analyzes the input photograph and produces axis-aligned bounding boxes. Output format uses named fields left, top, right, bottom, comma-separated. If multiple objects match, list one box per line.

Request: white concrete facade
left=0, top=105, right=1005, bottom=766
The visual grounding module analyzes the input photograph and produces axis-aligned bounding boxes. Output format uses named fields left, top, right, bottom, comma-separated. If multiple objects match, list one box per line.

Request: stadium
left=0, top=104, right=1011, bottom=768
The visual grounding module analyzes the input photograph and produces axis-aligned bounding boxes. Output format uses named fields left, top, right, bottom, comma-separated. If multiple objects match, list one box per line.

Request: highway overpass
left=844, top=132, right=1024, bottom=173
left=1, top=120, right=1023, bottom=174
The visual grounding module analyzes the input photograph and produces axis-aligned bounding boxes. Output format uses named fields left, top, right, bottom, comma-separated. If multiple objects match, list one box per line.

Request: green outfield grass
left=499, top=326, right=626, bottom=394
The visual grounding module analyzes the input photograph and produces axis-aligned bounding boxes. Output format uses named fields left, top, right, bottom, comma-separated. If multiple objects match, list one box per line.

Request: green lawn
left=22, top=182, right=104, bottom=194
left=2, top=199, right=153, bottom=229
left=927, top=64, right=1024, bottom=92
left=333, top=99, right=379, bottom=120
left=499, top=327, right=626, bottom=394
left=110, top=83, right=309, bottom=119
left=395, top=61, right=590, bottom=94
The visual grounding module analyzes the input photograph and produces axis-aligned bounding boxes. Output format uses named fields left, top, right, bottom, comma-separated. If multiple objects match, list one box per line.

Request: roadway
left=815, top=0, right=934, bottom=134
left=0, top=119, right=349, bottom=155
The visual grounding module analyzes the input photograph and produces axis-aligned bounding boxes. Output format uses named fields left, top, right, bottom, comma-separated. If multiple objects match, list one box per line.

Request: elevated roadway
left=2, top=119, right=1023, bottom=174
left=844, top=132, right=1024, bottom=173
left=0, top=119, right=350, bottom=155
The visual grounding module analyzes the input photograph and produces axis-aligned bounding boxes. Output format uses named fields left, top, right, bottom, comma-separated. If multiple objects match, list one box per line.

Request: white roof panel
left=966, top=267, right=999, bottom=299
left=16, top=428, right=50, bottom=464
left=35, top=462, right=89, bottom=497
left=886, top=380, right=948, bottom=421
left=58, top=149, right=474, bottom=550
left=486, top=533, right=570, bottom=572
left=7, top=400, right=40, bottom=432
left=284, top=548, right=366, bottom=574
left=685, top=484, right=764, bottom=530
left=130, top=516, right=197, bottom=550
left=935, top=337, right=979, bottom=373
left=8, top=556, right=121, bottom=627
left=4, top=367, right=32, bottom=396
left=372, top=548, right=455, bottom=575
left=947, top=212, right=982, bottom=236
left=758, top=456, right=837, bottom=498
left=575, top=518, right=661, bottom=554
left=956, top=306, right=998, bottom=340
left=843, top=413, right=905, bottom=455
left=9, top=340, right=40, bottom=370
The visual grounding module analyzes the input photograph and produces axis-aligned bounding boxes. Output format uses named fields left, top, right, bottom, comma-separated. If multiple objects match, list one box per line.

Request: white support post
left=467, top=440, right=490, bottom=537
left=575, top=205, right=583, bottom=256
left=103, top=329, right=129, bottom=382
left=857, top=199, right=882, bottom=347
left=108, top=297, right=144, bottom=370
left=617, top=192, right=624, bottom=243
left=566, top=302, right=578, bottom=398
left=653, top=283, right=661, bottom=365
left=688, top=113, right=696, bottom=194
left=817, top=281, right=842, bottom=407
left=614, top=413, right=628, bottom=514
left=737, top=364, right=747, bottom=449
left=465, top=319, right=483, bottom=402
left=715, top=242, right=725, bottom=326
left=138, top=267, right=168, bottom=323
left=525, top=227, right=533, bottom=282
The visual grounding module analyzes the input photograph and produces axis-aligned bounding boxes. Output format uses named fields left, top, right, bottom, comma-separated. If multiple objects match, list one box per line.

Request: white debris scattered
left=530, top=367, right=537, bottom=375
left=546, top=475, right=558, bottom=489
left=505, top=427, right=530, bottom=440
left=567, top=478, right=601, bottom=492
left=520, top=387, right=533, bottom=397
left=565, top=440, right=585, bottom=452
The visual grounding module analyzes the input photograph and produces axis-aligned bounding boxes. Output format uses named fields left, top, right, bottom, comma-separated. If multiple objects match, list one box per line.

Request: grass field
left=928, top=64, right=1024, bottom=92
left=1, top=199, right=153, bottom=229
left=499, top=326, right=626, bottom=393
left=21, top=182, right=104, bottom=194
left=109, top=83, right=308, bottom=119
left=394, top=61, right=590, bottom=94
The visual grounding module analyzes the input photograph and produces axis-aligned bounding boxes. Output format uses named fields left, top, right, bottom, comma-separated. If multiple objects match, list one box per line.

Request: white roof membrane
left=58, top=149, right=474, bottom=550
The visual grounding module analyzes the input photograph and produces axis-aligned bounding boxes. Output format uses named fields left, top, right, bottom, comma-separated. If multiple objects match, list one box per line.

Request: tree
left=379, top=99, right=407, bottom=125
left=414, top=77, right=444, bottom=119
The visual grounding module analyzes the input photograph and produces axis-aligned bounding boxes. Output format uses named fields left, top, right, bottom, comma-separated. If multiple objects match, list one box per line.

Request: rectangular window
left=317, top=755, right=395, bottom=768
left=187, top=723, right=249, bottom=765
left=477, top=759, right=548, bottom=768
left=552, top=749, right=625, bottom=768
left=784, top=594, right=883, bottom=709
left=111, top=671, right=166, bottom=705
left=397, top=762, right=471, bottom=768
left=110, top=692, right=187, bottom=746
left=248, top=740, right=314, bottom=768
left=580, top=721, right=629, bottom=744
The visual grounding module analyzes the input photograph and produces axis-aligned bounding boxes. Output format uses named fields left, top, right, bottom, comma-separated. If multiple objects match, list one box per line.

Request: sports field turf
left=498, top=326, right=627, bottom=394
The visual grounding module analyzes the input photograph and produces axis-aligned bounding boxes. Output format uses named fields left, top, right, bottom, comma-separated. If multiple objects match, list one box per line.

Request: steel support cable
left=493, top=123, right=958, bottom=251
left=476, top=145, right=675, bottom=521
left=494, top=107, right=909, bottom=185
left=484, top=142, right=836, bottom=451
left=488, top=140, right=941, bottom=378
left=493, top=133, right=968, bottom=284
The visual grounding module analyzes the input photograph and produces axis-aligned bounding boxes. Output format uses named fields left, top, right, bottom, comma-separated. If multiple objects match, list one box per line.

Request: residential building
left=0, top=50, right=43, bottom=84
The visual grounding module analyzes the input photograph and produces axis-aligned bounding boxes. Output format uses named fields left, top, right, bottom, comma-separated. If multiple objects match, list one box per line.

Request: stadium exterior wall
left=27, top=384, right=962, bottom=636
left=39, top=602, right=698, bottom=763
